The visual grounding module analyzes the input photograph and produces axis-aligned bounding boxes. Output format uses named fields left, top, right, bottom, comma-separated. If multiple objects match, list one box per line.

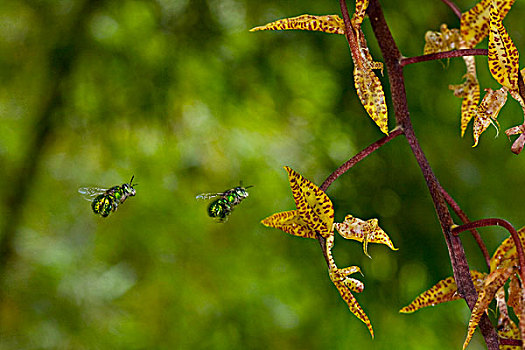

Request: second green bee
left=196, top=185, right=252, bottom=222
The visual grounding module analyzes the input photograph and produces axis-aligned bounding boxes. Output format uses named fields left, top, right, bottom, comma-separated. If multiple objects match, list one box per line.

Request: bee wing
left=78, top=187, right=107, bottom=201
left=195, top=192, right=223, bottom=200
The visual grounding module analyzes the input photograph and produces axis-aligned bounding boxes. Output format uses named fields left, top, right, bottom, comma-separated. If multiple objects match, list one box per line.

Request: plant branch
left=365, top=0, right=499, bottom=348
left=338, top=0, right=366, bottom=70
left=499, top=338, right=522, bottom=347
left=518, top=70, right=525, bottom=105
left=400, top=49, right=488, bottom=67
left=318, top=126, right=403, bottom=267
left=441, top=0, right=462, bottom=18
left=439, top=186, right=491, bottom=268
left=320, top=127, right=403, bottom=192
left=452, top=218, right=525, bottom=283
left=317, top=233, right=331, bottom=268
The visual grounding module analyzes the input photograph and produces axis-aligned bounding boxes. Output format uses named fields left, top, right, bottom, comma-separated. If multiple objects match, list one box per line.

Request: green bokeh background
left=1, top=0, right=524, bottom=348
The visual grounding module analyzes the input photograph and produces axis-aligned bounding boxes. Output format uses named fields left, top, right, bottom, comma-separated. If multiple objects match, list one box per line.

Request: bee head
left=122, top=184, right=136, bottom=196
left=234, top=185, right=252, bottom=198
left=123, top=175, right=137, bottom=196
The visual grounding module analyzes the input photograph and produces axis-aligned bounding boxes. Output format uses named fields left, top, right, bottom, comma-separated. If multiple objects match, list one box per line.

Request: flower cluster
left=262, top=167, right=397, bottom=337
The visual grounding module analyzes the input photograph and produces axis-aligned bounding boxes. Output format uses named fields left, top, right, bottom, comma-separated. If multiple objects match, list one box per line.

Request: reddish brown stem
left=400, top=49, right=488, bottom=67
left=365, top=0, right=499, bottom=348
left=317, top=233, right=330, bottom=268
left=499, top=338, right=522, bottom=347
left=439, top=186, right=491, bottom=268
left=441, top=0, right=462, bottom=18
left=518, top=70, right=525, bottom=106
left=338, top=0, right=365, bottom=71
left=452, top=219, right=525, bottom=284
left=320, top=127, right=402, bottom=192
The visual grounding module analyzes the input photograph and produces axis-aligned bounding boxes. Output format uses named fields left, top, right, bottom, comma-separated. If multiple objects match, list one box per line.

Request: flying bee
left=79, top=176, right=137, bottom=217
left=196, top=184, right=252, bottom=222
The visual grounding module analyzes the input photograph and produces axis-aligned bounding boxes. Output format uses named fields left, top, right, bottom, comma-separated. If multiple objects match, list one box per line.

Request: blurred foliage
left=0, top=0, right=524, bottom=349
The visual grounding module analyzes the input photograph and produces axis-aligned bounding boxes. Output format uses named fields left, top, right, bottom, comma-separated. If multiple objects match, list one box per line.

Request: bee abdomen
left=208, top=199, right=231, bottom=220
left=92, top=194, right=116, bottom=217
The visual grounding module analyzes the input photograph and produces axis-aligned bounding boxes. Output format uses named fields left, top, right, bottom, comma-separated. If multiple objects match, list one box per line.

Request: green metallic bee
left=79, top=176, right=137, bottom=217
left=196, top=185, right=252, bottom=222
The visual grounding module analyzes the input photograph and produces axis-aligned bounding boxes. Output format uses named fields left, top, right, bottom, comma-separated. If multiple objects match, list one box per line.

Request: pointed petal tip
left=283, top=165, right=292, bottom=173
left=260, top=215, right=273, bottom=226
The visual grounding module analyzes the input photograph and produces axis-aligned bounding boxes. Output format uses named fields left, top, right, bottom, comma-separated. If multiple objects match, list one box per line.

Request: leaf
left=251, top=10, right=389, bottom=134
left=449, top=72, right=480, bottom=137
left=506, top=127, right=525, bottom=154
left=498, top=315, right=521, bottom=349
left=424, top=24, right=460, bottom=54
left=262, top=167, right=376, bottom=336
left=495, top=286, right=510, bottom=323
left=488, top=0, right=520, bottom=90
left=507, top=274, right=525, bottom=346
left=472, top=87, right=508, bottom=147
left=334, top=214, right=398, bottom=258
left=445, top=23, right=481, bottom=137
left=460, top=0, right=515, bottom=47
left=329, top=266, right=374, bottom=338
left=463, top=265, right=516, bottom=350
left=348, top=5, right=388, bottom=135
left=508, top=274, right=523, bottom=321
left=487, top=227, right=525, bottom=346
left=260, top=167, right=334, bottom=239
left=351, top=0, right=369, bottom=27
left=353, top=66, right=389, bottom=134
left=504, top=89, right=525, bottom=154
left=325, top=231, right=374, bottom=337
left=424, top=30, right=444, bottom=55
left=460, top=0, right=491, bottom=47
left=261, top=210, right=317, bottom=239
left=324, top=232, right=337, bottom=269
left=505, top=124, right=525, bottom=138
left=399, top=271, right=486, bottom=314
left=489, top=226, right=525, bottom=272
left=491, top=227, right=525, bottom=346
left=250, top=14, right=345, bottom=35
left=284, top=166, right=334, bottom=238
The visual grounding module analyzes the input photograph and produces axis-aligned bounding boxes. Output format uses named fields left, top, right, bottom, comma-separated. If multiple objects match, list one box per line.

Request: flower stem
left=439, top=186, right=490, bottom=268
left=320, top=127, right=402, bottom=192
left=441, top=0, right=462, bottom=18
left=365, top=0, right=498, bottom=347
left=400, top=49, right=488, bottom=67
left=452, top=218, right=525, bottom=284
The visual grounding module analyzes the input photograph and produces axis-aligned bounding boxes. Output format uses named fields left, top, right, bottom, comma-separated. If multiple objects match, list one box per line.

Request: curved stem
left=499, top=338, right=522, bottom=347
left=317, top=233, right=331, bottom=268
left=320, top=127, right=403, bottom=192
left=441, top=0, right=462, bottom=18
left=400, top=49, right=488, bottom=67
left=365, top=0, right=499, bottom=348
left=439, top=186, right=490, bottom=268
left=452, top=218, right=525, bottom=283
left=518, top=70, right=525, bottom=105
left=339, top=0, right=365, bottom=70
